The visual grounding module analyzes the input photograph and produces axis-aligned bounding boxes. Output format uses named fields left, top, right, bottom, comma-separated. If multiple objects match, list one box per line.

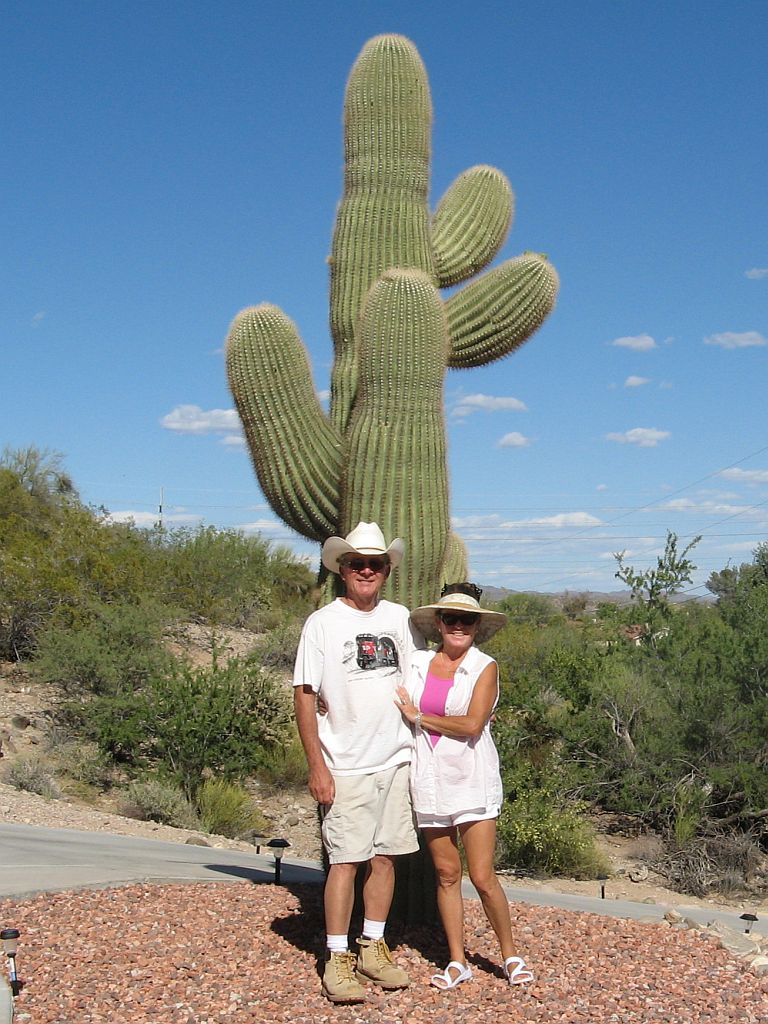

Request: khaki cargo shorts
left=321, top=762, right=418, bottom=864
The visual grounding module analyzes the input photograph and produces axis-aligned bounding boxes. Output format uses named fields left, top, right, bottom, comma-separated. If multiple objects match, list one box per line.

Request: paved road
left=0, top=823, right=764, bottom=938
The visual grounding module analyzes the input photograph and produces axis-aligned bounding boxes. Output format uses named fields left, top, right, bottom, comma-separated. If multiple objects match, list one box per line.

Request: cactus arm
left=446, top=253, right=559, bottom=369
left=225, top=305, right=342, bottom=541
left=329, top=35, right=436, bottom=435
left=341, top=270, right=450, bottom=608
left=431, top=166, right=514, bottom=287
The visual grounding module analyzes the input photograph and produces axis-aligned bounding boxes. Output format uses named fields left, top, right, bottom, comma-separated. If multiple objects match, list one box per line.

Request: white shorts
left=416, top=804, right=501, bottom=829
left=321, top=763, right=419, bottom=864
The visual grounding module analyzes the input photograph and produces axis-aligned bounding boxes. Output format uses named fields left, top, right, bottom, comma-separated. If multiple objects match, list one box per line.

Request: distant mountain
left=480, top=585, right=712, bottom=608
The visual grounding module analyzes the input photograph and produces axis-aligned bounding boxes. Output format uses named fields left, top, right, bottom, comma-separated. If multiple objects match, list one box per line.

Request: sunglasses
left=343, top=557, right=388, bottom=573
left=439, top=612, right=480, bottom=627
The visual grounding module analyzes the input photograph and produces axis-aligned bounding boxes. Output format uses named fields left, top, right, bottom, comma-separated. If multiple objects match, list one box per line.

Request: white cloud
left=497, top=432, right=531, bottom=448
left=745, top=268, right=768, bottom=280
left=605, top=427, right=670, bottom=447
left=452, top=393, right=527, bottom=418
left=31, top=311, right=46, bottom=327
left=451, top=514, right=503, bottom=529
left=501, top=512, right=603, bottom=529
left=664, top=497, right=752, bottom=516
left=220, top=434, right=247, bottom=447
left=611, top=334, right=657, bottom=351
left=720, top=468, right=768, bottom=485
left=704, top=331, right=767, bottom=349
left=161, top=404, right=242, bottom=435
left=317, top=389, right=330, bottom=403
left=596, top=483, right=608, bottom=491
left=105, top=510, right=201, bottom=527
left=624, top=376, right=650, bottom=388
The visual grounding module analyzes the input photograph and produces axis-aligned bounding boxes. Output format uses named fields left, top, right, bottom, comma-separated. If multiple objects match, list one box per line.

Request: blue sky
left=4, top=1, right=766, bottom=595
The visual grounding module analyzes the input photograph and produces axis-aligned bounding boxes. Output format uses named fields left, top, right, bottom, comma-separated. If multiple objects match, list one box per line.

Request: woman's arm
left=395, top=661, right=498, bottom=740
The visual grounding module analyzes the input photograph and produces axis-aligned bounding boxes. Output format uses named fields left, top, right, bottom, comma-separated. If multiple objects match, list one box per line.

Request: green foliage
left=34, top=599, right=173, bottom=695
left=4, top=757, right=61, bottom=799
left=614, top=531, right=701, bottom=641
left=195, top=778, right=267, bottom=838
left=84, top=655, right=292, bottom=798
left=122, top=777, right=201, bottom=830
left=255, top=726, right=308, bottom=788
left=49, top=739, right=114, bottom=790
left=257, top=619, right=303, bottom=671
left=497, top=775, right=607, bottom=878
left=496, top=592, right=562, bottom=627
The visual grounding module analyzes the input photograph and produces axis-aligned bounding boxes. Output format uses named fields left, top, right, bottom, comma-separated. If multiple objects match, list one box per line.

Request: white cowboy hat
left=410, top=592, right=507, bottom=644
left=321, top=521, right=405, bottom=573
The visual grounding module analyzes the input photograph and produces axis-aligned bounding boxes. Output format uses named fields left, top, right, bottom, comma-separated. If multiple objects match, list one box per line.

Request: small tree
left=614, top=531, right=701, bottom=645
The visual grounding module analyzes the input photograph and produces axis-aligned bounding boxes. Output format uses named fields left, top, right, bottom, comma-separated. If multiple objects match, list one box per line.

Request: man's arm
left=294, top=685, right=335, bottom=805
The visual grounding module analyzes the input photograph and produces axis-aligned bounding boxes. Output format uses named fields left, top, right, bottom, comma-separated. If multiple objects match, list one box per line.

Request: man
left=293, top=522, right=424, bottom=1003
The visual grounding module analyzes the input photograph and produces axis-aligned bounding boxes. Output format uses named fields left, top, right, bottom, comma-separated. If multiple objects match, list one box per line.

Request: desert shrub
left=34, top=598, right=173, bottom=695
left=256, top=727, right=308, bottom=788
left=654, top=830, right=765, bottom=898
left=83, top=653, right=292, bottom=797
left=4, top=757, right=61, bottom=799
left=121, top=777, right=200, bottom=830
left=258, top=619, right=302, bottom=671
left=50, top=740, right=114, bottom=789
left=195, top=778, right=267, bottom=838
left=497, top=787, right=608, bottom=878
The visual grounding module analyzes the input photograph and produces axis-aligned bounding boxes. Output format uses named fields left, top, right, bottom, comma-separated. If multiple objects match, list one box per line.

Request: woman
left=395, top=583, right=533, bottom=990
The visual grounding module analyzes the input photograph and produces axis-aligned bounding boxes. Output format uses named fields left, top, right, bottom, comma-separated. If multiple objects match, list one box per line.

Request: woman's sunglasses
left=343, top=557, right=388, bottom=573
left=439, top=612, right=480, bottom=627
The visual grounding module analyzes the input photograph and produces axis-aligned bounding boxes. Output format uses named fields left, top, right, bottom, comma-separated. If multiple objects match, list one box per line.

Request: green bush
left=49, top=740, right=114, bottom=789
left=258, top=619, right=303, bottom=671
left=34, top=599, right=173, bottom=695
left=121, top=777, right=200, bottom=830
left=195, top=778, right=267, bottom=838
left=4, top=757, right=61, bottom=799
left=83, top=653, right=292, bottom=797
left=497, top=789, right=607, bottom=878
left=256, top=727, right=308, bottom=788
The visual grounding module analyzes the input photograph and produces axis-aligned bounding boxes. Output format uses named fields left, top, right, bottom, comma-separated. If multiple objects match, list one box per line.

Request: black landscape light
left=1, top=929, right=20, bottom=997
left=597, top=874, right=608, bottom=900
left=266, top=838, right=291, bottom=884
left=740, top=912, right=758, bottom=935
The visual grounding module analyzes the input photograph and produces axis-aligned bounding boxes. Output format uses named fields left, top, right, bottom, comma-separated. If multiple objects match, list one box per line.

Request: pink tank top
left=420, top=669, right=454, bottom=748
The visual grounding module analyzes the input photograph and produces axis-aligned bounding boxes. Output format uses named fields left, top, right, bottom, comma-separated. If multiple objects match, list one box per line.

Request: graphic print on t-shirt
left=341, top=632, right=401, bottom=675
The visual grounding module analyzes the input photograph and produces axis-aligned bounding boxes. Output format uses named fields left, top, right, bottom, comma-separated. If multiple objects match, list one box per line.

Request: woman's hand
left=395, top=685, right=419, bottom=725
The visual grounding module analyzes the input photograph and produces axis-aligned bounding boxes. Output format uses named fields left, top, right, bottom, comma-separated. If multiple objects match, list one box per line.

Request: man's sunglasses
left=343, top=557, right=388, bottom=573
left=439, top=612, right=480, bottom=627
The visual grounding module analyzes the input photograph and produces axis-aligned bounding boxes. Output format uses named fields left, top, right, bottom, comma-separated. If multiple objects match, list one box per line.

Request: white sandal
left=430, top=960, right=473, bottom=990
left=503, top=956, right=534, bottom=985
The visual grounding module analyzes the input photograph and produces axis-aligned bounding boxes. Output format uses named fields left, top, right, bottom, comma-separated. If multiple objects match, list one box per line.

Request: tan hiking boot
left=355, top=937, right=410, bottom=990
left=322, top=951, right=366, bottom=1003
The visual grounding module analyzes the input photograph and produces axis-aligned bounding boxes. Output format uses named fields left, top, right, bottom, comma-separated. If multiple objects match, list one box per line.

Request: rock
left=184, top=836, right=211, bottom=847
left=286, top=814, right=300, bottom=826
left=10, top=714, right=31, bottom=730
left=748, top=955, right=768, bottom=975
left=628, top=865, right=649, bottom=883
left=664, top=910, right=684, bottom=924
left=706, top=920, right=761, bottom=958
left=683, top=917, right=704, bottom=931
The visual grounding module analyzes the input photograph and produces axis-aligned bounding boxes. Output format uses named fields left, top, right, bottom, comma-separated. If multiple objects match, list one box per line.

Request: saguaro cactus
left=226, top=34, right=558, bottom=604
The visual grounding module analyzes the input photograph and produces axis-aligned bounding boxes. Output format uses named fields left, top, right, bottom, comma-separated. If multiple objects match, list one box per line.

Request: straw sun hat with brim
left=321, top=521, right=405, bottom=573
left=410, top=593, right=508, bottom=645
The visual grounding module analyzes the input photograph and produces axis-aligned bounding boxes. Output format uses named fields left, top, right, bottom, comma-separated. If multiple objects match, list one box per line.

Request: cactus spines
left=225, top=34, right=559, bottom=604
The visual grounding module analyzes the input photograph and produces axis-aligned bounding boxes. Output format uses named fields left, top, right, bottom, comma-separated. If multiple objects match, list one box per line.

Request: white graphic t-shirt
left=293, top=599, right=424, bottom=776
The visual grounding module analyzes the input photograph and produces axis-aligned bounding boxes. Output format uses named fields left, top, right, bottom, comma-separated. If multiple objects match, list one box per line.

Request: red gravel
left=2, top=882, right=767, bottom=1023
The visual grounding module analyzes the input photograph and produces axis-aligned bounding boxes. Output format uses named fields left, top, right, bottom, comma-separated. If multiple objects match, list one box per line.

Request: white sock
left=362, top=918, right=386, bottom=940
left=326, top=934, right=349, bottom=954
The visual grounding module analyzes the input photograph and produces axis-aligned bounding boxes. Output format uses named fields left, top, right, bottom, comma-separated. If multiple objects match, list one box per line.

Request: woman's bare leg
left=424, top=826, right=466, bottom=965
left=459, top=818, right=515, bottom=960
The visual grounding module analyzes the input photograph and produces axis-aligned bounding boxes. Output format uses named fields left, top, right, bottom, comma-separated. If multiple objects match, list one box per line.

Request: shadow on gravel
left=268, top=882, right=453, bottom=975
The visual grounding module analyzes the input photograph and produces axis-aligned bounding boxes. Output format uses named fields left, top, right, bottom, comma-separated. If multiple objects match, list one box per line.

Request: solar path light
left=0, top=931, right=19, bottom=997
left=740, top=912, right=758, bottom=935
left=266, top=838, right=291, bottom=884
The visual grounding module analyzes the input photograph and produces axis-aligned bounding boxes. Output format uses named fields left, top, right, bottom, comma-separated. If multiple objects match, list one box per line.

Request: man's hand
left=308, top=762, right=335, bottom=805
